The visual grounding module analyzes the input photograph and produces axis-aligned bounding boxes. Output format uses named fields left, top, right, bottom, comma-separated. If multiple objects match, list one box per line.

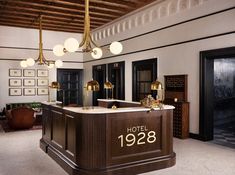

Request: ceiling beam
left=0, top=3, right=112, bottom=23
left=0, top=0, right=119, bottom=19
left=0, top=20, right=83, bottom=33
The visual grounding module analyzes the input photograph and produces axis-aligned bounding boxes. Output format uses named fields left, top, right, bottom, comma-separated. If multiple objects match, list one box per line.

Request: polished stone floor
left=0, top=129, right=235, bottom=175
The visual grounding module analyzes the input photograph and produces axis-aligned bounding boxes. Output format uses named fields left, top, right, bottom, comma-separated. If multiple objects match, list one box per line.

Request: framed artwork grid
left=9, top=79, right=22, bottom=87
left=37, top=79, right=49, bottom=86
left=37, top=69, right=48, bottom=77
left=37, top=88, right=49, bottom=95
left=23, top=69, right=35, bottom=77
left=23, top=79, right=36, bottom=86
left=23, top=88, right=36, bottom=96
left=9, top=88, right=22, bottom=96
left=9, top=69, right=22, bottom=77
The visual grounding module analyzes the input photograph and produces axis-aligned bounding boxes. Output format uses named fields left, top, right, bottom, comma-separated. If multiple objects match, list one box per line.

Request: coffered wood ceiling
left=0, top=0, right=163, bottom=33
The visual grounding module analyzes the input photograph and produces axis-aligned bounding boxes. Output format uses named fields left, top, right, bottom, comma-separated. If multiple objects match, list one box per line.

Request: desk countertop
left=42, top=101, right=174, bottom=114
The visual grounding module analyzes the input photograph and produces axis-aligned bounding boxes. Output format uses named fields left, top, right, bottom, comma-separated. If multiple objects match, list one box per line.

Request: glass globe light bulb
left=55, top=60, right=63, bottom=68
left=64, top=38, right=79, bottom=52
left=48, top=63, right=54, bottom=69
left=110, top=41, right=123, bottom=55
left=20, top=60, right=28, bottom=68
left=91, top=47, right=103, bottom=59
left=53, top=44, right=65, bottom=57
left=26, top=58, right=35, bottom=66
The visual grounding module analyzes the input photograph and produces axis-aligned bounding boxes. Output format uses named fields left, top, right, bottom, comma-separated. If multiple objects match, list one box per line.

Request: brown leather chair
left=6, top=107, right=35, bottom=129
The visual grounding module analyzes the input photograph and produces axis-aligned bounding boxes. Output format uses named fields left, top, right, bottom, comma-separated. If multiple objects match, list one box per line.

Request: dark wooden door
left=92, top=64, right=106, bottom=106
left=57, top=69, right=83, bottom=106
left=132, top=58, right=157, bottom=102
left=200, top=46, right=235, bottom=141
left=108, top=61, right=125, bottom=100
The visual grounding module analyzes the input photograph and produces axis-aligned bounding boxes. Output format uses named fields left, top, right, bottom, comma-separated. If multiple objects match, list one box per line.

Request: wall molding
left=102, top=7, right=235, bottom=47
left=0, top=58, right=83, bottom=64
left=84, top=31, right=235, bottom=63
left=92, top=0, right=210, bottom=41
left=1, top=31, right=234, bottom=64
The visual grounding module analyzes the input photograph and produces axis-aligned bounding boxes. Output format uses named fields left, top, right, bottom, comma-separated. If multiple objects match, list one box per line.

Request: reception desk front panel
left=40, top=102, right=175, bottom=175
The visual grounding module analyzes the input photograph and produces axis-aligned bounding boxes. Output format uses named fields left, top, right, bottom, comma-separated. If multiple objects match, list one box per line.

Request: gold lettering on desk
left=126, top=125, right=148, bottom=133
left=118, top=125, right=156, bottom=147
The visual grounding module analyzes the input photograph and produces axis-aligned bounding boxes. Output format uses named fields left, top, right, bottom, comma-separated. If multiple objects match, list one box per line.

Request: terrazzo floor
left=0, top=129, right=234, bottom=175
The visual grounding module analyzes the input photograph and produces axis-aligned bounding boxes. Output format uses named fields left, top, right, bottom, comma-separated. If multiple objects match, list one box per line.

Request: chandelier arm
left=79, top=0, right=94, bottom=52
left=89, top=34, right=98, bottom=48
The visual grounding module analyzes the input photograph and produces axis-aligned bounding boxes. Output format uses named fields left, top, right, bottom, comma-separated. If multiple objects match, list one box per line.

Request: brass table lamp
left=83, top=79, right=100, bottom=109
left=48, top=82, right=60, bottom=102
left=104, top=81, right=113, bottom=99
left=86, top=79, right=100, bottom=91
left=151, top=79, right=164, bottom=101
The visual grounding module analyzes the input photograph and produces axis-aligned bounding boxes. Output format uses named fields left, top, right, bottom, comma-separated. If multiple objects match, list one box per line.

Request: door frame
left=92, top=64, right=106, bottom=106
left=132, top=58, right=158, bottom=102
left=56, top=68, right=83, bottom=106
left=108, top=61, right=125, bottom=100
left=199, top=46, right=235, bottom=141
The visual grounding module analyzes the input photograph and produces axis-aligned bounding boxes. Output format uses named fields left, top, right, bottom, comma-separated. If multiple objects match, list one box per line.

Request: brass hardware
left=86, top=80, right=100, bottom=91
left=151, top=80, right=163, bottom=91
left=104, top=81, right=114, bottom=99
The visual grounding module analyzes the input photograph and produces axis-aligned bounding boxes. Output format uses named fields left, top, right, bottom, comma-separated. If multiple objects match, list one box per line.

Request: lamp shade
left=50, top=82, right=60, bottom=89
left=55, top=60, right=63, bottom=68
left=86, top=80, right=100, bottom=91
left=151, top=80, right=163, bottom=90
left=26, top=58, right=35, bottom=66
left=110, top=41, right=123, bottom=55
left=53, top=44, right=65, bottom=57
left=20, top=60, right=28, bottom=68
left=64, top=38, right=79, bottom=52
left=91, top=47, right=103, bottom=59
left=104, top=81, right=113, bottom=89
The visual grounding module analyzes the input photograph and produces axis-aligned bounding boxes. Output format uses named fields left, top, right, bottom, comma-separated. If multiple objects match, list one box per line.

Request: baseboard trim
left=189, top=133, right=203, bottom=140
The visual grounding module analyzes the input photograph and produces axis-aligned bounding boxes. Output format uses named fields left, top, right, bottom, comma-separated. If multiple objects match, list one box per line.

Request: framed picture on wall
left=23, top=79, right=36, bottom=86
left=37, top=88, right=48, bottom=95
left=37, top=69, right=48, bottom=77
left=37, top=79, right=49, bottom=86
left=9, top=69, right=22, bottom=77
left=23, top=88, right=36, bottom=96
left=9, top=88, right=22, bottom=96
left=23, top=69, right=35, bottom=77
left=9, top=79, right=22, bottom=87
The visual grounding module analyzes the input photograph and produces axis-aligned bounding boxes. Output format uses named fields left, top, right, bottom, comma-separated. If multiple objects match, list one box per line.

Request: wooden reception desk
left=40, top=100, right=176, bottom=175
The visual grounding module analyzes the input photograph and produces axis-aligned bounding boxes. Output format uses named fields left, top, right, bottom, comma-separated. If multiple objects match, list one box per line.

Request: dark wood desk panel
left=40, top=103, right=175, bottom=175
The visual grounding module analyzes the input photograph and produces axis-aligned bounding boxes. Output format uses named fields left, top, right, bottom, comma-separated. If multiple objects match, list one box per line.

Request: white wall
left=84, top=0, right=235, bottom=134
left=0, top=26, right=83, bottom=110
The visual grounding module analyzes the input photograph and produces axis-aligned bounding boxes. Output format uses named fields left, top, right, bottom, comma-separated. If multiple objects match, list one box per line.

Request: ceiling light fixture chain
left=20, top=15, right=63, bottom=68
left=53, top=0, right=123, bottom=59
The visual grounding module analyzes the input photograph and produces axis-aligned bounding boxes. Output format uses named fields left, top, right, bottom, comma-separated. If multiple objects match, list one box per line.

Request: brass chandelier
left=20, top=15, right=63, bottom=68
left=53, top=0, right=123, bottom=59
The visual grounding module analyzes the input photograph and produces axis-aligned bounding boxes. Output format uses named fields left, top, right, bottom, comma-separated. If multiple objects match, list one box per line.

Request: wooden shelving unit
left=164, top=75, right=189, bottom=139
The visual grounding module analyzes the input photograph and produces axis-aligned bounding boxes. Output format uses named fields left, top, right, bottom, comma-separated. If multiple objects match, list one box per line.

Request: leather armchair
left=6, top=107, right=35, bottom=129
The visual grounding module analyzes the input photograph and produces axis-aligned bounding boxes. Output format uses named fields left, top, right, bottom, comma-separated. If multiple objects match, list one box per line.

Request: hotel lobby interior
left=0, top=0, right=235, bottom=175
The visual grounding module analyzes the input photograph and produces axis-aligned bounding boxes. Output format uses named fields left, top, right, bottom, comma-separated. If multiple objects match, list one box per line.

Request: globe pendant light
left=20, top=15, right=63, bottom=68
left=53, top=0, right=123, bottom=59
